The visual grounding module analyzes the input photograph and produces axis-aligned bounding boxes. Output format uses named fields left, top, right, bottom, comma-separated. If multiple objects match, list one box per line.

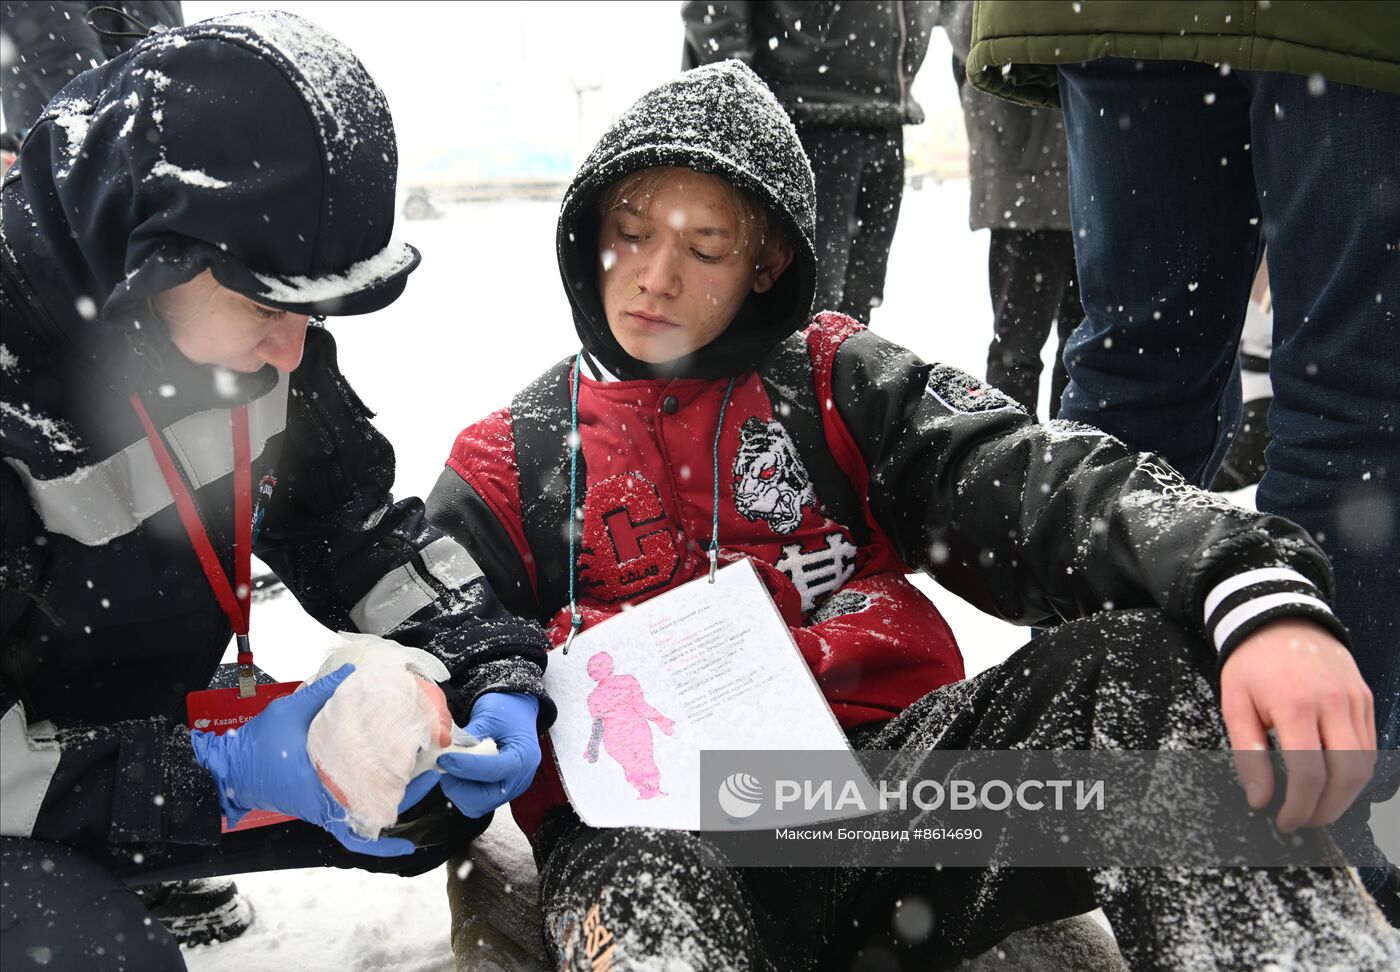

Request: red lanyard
left=131, top=395, right=257, bottom=696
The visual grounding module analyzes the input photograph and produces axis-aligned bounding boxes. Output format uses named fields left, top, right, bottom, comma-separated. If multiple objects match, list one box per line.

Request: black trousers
left=535, top=611, right=1394, bottom=971
left=0, top=799, right=488, bottom=971
left=797, top=125, right=905, bottom=324
left=986, top=228, right=1084, bottom=420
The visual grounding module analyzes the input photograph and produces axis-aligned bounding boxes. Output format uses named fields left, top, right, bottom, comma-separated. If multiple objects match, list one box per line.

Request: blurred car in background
left=400, top=140, right=574, bottom=218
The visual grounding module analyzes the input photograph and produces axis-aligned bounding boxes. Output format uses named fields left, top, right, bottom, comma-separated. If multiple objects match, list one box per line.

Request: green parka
left=967, top=0, right=1400, bottom=109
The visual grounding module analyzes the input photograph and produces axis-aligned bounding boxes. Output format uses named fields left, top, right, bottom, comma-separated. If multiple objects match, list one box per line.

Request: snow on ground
left=186, top=179, right=1060, bottom=971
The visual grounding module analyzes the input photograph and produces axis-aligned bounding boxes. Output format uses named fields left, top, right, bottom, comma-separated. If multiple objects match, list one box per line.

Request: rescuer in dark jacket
left=0, top=12, right=552, bottom=969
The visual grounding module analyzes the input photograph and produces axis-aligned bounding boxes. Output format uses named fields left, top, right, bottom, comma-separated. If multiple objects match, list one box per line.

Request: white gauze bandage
left=305, top=633, right=457, bottom=840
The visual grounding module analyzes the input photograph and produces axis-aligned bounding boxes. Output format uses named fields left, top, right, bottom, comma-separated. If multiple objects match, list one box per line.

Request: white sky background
left=183, top=1, right=960, bottom=175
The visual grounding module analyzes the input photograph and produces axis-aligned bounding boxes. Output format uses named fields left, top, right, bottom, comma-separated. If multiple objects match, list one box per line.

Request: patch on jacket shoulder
left=925, top=364, right=1020, bottom=414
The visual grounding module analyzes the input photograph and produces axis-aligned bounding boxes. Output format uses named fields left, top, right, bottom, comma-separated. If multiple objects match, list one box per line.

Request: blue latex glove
left=191, top=664, right=437, bottom=857
left=437, top=692, right=542, bottom=818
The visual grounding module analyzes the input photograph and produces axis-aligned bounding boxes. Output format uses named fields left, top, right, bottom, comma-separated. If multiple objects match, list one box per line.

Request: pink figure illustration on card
left=583, top=652, right=675, bottom=799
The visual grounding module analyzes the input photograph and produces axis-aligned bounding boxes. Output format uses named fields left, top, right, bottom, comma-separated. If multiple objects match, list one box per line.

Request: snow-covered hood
left=0, top=10, right=418, bottom=397
left=556, top=60, right=818, bottom=380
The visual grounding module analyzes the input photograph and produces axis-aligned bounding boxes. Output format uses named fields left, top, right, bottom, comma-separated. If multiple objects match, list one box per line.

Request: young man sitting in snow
left=426, top=61, right=1391, bottom=969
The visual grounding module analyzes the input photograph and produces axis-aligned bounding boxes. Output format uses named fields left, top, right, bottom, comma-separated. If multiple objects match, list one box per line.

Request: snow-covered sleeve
left=827, top=325, right=1349, bottom=667
left=682, top=1, right=757, bottom=68
left=427, top=407, right=542, bottom=623
left=0, top=692, right=221, bottom=846
left=252, top=330, right=555, bottom=729
left=1, top=462, right=222, bottom=845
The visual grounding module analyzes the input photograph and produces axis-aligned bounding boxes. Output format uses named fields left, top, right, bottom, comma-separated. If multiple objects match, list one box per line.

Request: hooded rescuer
left=0, top=12, right=551, bottom=969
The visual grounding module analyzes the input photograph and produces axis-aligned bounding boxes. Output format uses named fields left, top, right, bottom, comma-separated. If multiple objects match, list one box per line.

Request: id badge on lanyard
left=131, top=395, right=302, bottom=832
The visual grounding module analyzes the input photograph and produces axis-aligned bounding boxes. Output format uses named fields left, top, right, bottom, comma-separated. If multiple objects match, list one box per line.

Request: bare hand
left=1219, top=618, right=1375, bottom=832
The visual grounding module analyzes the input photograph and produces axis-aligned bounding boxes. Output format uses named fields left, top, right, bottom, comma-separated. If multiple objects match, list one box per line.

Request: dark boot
left=1211, top=394, right=1271, bottom=492
left=133, top=877, right=253, bottom=947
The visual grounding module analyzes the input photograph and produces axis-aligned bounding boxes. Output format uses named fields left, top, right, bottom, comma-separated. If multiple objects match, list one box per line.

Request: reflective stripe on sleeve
left=0, top=704, right=61, bottom=838
left=349, top=562, right=438, bottom=636
left=419, top=535, right=484, bottom=590
left=6, top=376, right=289, bottom=547
left=349, top=536, right=485, bottom=636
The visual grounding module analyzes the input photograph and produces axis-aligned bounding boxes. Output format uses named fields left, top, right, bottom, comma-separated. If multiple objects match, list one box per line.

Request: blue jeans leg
left=1058, top=59, right=1400, bottom=750
left=1243, top=69, right=1400, bottom=752
left=1057, top=58, right=1258, bottom=486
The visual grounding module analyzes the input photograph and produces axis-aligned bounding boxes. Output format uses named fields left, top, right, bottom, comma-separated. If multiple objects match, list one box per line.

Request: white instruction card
left=545, top=558, right=860, bottom=830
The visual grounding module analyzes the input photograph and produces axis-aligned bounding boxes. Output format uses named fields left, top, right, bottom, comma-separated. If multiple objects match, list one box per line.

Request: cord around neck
left=562, top=353, right=737, bottom=653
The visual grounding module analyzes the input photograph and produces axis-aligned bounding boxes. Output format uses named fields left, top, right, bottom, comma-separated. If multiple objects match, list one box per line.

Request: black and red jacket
left=435, top=314, right=967, bottom=837
left=427, top=61, right=1349, bottom=839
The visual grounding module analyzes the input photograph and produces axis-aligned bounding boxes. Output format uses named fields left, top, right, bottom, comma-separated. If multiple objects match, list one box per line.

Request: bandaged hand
left=191, top=664, right=439, bottom=857
left=304, top=634, right=457, bottom=840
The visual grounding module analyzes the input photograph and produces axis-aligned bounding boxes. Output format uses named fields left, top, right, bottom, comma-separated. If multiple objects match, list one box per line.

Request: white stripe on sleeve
left=418, top=536, right=484, bottom=591
left=1212, top=592, right=1334, bottom=652
left=6, top=375, right=289, bottom=547
left=1203, top=567, right=1315, bottom=626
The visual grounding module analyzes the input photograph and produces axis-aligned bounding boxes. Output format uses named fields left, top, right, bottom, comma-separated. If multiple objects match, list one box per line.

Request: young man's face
left=157, top=270, right=311, bottom=373
left=597, top=168, right=790, bottom=365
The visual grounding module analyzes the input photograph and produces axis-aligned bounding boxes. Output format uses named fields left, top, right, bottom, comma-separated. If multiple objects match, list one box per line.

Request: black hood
left=557, top=60, right=817, bottom=380
left=0, top=10, right=418, bottom=401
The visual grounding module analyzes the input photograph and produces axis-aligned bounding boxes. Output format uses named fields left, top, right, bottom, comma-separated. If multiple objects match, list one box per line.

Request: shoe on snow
left=133, top=877, right=254, bottom=947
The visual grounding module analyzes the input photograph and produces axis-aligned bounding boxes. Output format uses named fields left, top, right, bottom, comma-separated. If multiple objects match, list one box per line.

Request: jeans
left=1056, top=59, right=1400, bottom=759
